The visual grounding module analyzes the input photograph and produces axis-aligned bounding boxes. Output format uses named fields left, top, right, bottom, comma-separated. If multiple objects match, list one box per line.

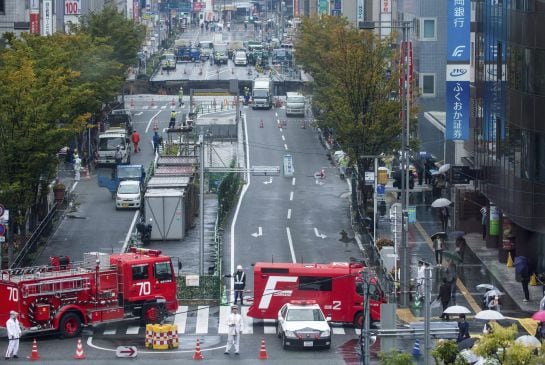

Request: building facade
left=473, top=0, right=545, bottom=271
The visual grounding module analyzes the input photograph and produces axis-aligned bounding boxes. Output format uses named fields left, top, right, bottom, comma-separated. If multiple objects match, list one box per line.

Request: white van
left=285, top=92, right=306, bottom=116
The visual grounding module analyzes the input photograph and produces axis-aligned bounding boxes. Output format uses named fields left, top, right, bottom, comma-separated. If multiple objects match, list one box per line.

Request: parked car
left=234, top=50, right=248, bottom=66
left=115, top=180, right=142, bottom=209
left=276, top=301, right=332, bottom=350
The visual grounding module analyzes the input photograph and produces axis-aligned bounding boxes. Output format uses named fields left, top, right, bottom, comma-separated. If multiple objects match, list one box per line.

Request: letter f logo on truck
left=258, top=276, right=298, bottom=309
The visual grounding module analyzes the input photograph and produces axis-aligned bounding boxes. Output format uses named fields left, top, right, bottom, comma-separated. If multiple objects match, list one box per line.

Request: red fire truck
left=0, top=248, right=178, bottom=338
left=247, top=262, right=386, bottom=327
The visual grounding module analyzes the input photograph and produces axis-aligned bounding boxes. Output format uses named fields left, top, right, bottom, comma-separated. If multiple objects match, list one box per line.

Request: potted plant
left=53, top=179, right=66, bottom=204
left=375, top=237, right=394, bottom=251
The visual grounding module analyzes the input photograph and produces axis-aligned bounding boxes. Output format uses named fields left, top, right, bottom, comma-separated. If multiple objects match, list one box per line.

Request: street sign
left=0, top=236, right=5, bottom=243
left=365, top=171, right=374, bottom=185
left=0, top=209, right=8, bottom=224
left=116, top=346, right=137, bottom=358
left=0, top=224, right=5, bottom=236
left=408, top=206, right=416, bottom=224
left=0, top=204, right=4, bottom=217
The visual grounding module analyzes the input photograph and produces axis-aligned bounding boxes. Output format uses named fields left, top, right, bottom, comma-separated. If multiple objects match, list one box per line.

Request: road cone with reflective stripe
left=193, top=338, right=203, bottom=360
left=412, top=339, right=421, bottom=358
left=73, top=338, right=86, bottom=359
left=27, top=339, right=40, bottom=361
left=530, top=273, right=538, bottom=286
left=507, top=252, right=513, bottom=268
left=258, top=338, right=268, bottom=360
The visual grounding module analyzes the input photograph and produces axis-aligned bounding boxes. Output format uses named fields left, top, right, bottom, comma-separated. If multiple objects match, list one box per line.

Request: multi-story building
left=473, top=0, right=545, bottom=270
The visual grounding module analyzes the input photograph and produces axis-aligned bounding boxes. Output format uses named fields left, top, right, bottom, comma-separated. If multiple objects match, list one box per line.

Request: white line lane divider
left=287, top=209, right=292, bottom=220
left=145, top=109, right=163, bottom=133
left=281, top=135, right=285, bottom=141
left=292, top=177, right=296, bottom=186
left=289, top=191, right=294, bottom=201
left=284, top=143, right=288, bottom=150
left=286, top=227, right=297, bottom=263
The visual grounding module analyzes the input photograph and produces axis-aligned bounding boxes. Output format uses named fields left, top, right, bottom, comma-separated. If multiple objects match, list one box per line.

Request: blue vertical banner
left=446, top=0, right=471, bottom=141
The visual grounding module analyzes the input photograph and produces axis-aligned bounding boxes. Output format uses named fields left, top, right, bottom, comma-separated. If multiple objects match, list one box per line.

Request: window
left=420, top=74, right=436, bottom=96
left=298, top=276, right=332, bottom=291
left=154, top=262, right=172, bottom=280
left=421, top=18, right=436, bottom=40
left=132, top=264, right=149, bottom=280
left=0, top=0, right=4, bottom=14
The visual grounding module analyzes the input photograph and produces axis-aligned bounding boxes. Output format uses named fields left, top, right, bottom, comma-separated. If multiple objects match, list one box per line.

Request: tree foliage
left=0, top=7, right=143, bottom=233
left=296, top=15, right=404, bottom=172
left=379, top=349, right=415, bottom=364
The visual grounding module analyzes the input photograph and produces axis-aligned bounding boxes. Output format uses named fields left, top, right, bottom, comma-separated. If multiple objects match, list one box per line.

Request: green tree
left=75, top=6, right=146, bottom=68
left=296, top=15, right=415, bottom=213
left=432, top=340, right=459, bottom=364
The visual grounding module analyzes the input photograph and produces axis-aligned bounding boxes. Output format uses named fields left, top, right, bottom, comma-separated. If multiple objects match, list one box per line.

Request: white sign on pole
left=42, top=0, right=53, bottom=36
left=64, top=0, right=81, bottom=15
left=357, top=0, right=364, bottom=23
left=365, top=171, right=375, bottom=185
left=0, top=209, right=9, bottom=224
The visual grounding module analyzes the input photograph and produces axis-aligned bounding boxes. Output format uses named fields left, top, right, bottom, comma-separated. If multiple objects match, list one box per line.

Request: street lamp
left=359, top=20, right=413, bottom=307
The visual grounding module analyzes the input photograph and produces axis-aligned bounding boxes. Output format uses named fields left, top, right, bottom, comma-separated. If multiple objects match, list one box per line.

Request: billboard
left=445, top=0, right=470, bottom=141
left=64, top=0, right=81, bottom=15
left=41, top=0, right=53, bottom=36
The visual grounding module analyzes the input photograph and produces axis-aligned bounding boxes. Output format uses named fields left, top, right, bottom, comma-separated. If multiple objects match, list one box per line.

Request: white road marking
left=292, top=177, right=296, bottom=186
left=135, top=112, right=143, bottom=116
left=290, top=191, right=294, bottom=201
left=287, top=209, right=291, bottom=220
left=145, top=109, right=163, bottom=133
left=196, top=305, right=209, bottom=334
left=355, top=329, right=362, bottom=335
left=286, top=227, right=297, bottom=263
left=314, top=227, right=327, bottom=239
left=281, top=135, right=285, bottom=141
left=152, top=105, right=158, bottom=109
left=142, top=105, right=149, bottom=110
left=275, top=112, right=278, bottom=118
left=284, top=144, right=288, bottom=150
left=332, top=327, right=346, bottom=335
left=251, top=226, right=263, bottom=238
left=161, top=105, right=166, bottom=109
left=103, top=328, right=116, bottom=335
left=241, top=306, right=253, bottom=334
left=174, top=305, right=188, bottom=334
left=263, top=326, right=276, bottom=334
left=126, top=326, right=140, bottom=335
left=218, top=306, right=230, bottom=334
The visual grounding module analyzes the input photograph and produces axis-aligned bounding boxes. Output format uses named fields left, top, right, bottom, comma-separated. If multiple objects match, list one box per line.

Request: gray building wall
left=0, top=0, right=30, bottom=37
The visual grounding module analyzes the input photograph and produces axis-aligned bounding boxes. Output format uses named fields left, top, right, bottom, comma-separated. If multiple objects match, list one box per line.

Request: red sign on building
left=30, top=13, right=40, bottom=34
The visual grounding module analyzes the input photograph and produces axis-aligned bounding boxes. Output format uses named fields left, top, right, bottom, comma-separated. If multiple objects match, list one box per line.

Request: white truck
left=252, top=77, right=273, bottom=109
left=96, top=128, right=131, bottom=166
left=285, top=92, right=306, bottom=116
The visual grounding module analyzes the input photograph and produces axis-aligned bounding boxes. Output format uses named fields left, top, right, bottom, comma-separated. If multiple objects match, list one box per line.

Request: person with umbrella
left=457, top=314, right=470, bottom=342
left=438, top=278, right=452, bottom=320
left=439, top=206, right=450, bottom=232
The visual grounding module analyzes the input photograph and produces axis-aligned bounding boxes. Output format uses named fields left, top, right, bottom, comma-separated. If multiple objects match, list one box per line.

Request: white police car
left=276, top=301, right=331, bottom=350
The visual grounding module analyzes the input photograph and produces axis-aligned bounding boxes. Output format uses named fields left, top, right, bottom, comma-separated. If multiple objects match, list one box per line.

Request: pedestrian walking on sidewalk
left=224, top=305, right=242, bottom=355
left=114, top=146, right=123, bottom=165
left=417, top=260, right=425, bottom=297
left=131, top=130, right=140, bottom=153
left=74, top=154, right=82, bottom=181
left=445, top=261, right=458, bottom=303
left=439, top=207, right=450, bottom=232
left=455, top=236, right=467, bottom=263
left=152, top=132, right=161, bottom=154
left=480, top=206, right=488, bottom=240
left=433, top=236, right=445, bottom=266
left=5, top=310, right=21, bottom=359
left=233, top=265, right=246, bottom=305
left=438, top=278, right=451, bottom=320
left=515, top=256, right=531, bottom=302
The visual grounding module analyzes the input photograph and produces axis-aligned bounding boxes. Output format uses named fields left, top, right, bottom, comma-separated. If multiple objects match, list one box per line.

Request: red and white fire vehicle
left=0, top=248, right=178, bottom=338
left=247, top=262, right=386, bottom=327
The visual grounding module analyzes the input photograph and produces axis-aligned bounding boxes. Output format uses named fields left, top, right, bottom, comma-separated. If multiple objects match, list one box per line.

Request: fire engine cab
left=0, top=248, right=177, bottom=338
left=247, top=262, right=386, bottom=327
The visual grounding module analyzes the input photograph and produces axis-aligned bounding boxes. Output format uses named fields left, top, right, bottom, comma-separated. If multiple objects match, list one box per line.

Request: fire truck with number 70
left=0, top=248, right=178, bottom=338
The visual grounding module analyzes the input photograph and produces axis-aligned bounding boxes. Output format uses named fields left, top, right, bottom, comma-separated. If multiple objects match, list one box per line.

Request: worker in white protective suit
left=5, top=310, right=22, bottom=359
left=224, top=305, right=243, bottom=355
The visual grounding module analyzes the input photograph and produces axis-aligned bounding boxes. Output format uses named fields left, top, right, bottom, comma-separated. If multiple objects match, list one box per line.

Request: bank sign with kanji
left=446, top=0, right=470, bottom=140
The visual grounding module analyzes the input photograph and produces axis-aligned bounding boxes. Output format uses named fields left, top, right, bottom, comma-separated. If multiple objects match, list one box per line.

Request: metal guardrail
left=10, top=203, right=58, bottom=269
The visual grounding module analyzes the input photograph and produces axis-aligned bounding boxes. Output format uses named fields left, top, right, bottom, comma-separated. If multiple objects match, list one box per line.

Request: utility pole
left=361, top=268, right=370, bottom=365
left=424, top=266, right=431, bottom=365
left=199, top=134, right=205, bottom=276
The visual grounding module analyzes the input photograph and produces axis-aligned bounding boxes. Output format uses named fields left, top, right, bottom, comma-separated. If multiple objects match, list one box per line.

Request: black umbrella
left=458, top=337, right=478, bottom=351
left=514, top=256, right=528, bottom=274
left=430, top=232, right=448, bottom=241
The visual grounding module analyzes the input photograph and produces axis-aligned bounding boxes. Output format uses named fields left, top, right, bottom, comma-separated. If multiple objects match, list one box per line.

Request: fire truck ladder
left=21, top=277, right=91, bottom=298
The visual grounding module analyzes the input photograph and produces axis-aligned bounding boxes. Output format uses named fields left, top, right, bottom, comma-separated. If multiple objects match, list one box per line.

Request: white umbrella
left=475, top=310, right=505, bottom=320
left=459, top=349, right=483, bottom=363
left=484, top=290, right=504, bottom=298
left=444, top=305, right=471, bottom=314
left=438, top=163, right=451, bottom=174
left=476, top=284, right=500, bottom=292
left=515, top=335, right=542, bottom=347
left=432, top=198, right=452, bottom=208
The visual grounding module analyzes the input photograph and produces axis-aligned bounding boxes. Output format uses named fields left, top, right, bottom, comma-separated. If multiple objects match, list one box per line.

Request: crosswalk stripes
left=95, top=305, right=360, bottom=336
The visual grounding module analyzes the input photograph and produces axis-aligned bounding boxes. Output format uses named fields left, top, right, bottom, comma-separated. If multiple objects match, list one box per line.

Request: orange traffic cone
left=73, top=338, right=86, bottom=359
left=258, top=338, right=268, bottom=360
left=193, top=338, right=203, bottom=360
left=27, top=339, right=40, bottom=361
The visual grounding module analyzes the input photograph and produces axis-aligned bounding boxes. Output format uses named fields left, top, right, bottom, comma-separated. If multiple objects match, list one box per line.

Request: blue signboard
left=446, top=81, right=470, bottom=140
left=317, top=0, right=328, bottom=15
left=447, top=0, right=470, bottom=62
